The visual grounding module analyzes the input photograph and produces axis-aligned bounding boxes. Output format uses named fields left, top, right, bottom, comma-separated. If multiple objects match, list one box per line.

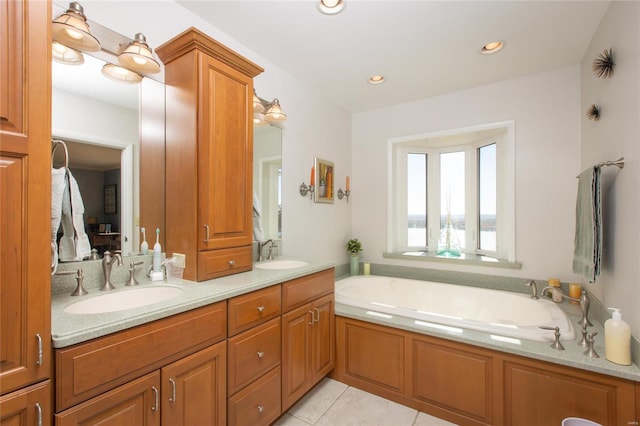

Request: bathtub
left=335, top=275, right=575, bottom=342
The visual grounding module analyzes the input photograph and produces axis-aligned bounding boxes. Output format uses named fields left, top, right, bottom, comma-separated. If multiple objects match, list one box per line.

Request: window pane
left=479, top=143, right=496, bottom=251
left=407, top=153, right=427, bottom=247
left=439, top=151, right=465, bottom=253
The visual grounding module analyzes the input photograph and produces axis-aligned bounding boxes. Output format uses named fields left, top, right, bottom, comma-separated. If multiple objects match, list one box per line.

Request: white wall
left=580, top=1, right=640, bottom=338
left=84, top=1, right=353, bottom=265
left=352, top=66, right=582, bottom=281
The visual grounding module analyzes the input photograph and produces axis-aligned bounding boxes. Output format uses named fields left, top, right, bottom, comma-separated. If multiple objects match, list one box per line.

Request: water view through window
left=407, top=153, right=427, bottom=247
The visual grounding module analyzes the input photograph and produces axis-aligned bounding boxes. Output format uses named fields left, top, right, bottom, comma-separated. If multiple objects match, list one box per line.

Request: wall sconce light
left=52, top=41, right=84, bottom=65
left=118, top=33, right=161, bottom=74
left=254, top=90, right=288, bottom=122
left=337, top=176, right=351, bottom=202
left=52, top=2, right=162, bottom=84
left=52, top=1, right=100, bottom=52
left=299, top=165, right=315, bottom=199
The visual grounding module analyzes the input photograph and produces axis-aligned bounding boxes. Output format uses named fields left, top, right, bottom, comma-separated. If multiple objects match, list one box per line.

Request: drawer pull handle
left=203, top=225, right=210, bottom=243
left=35, top=334, right=43, bottom=366
left=257, top=305, right=265, bottom=313
left=257, top=405, right=264, bottom=413
left=151, top=386, right=159, bottom=411
left=257, top=351, right=264, bottom=359
left=314, top=308, right=321, bottom=323
left=228, top=260, right=235, bottom=267
left=169, top=378, right=176, bottom=403
left=308, top=310, right=315, bottom=325
left=35, top=402, right=42, bottom=426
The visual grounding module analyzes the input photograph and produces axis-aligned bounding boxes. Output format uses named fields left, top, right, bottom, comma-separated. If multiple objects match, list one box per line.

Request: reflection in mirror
left=253, top=125, right=282, bottom=245
left=52, top=53, right=140, bottom=259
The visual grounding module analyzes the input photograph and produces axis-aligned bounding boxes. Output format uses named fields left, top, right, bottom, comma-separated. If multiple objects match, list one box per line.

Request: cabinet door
left=56, top=372, right=161, bottom=426
left=281, top=303, right=313, bottom=411
left=198, top=53, right=253, bottom=251
left=162, top=341, right=227, bottom=426
left=311, top=294, right=335, bottom=384
left=0, top=380, right=51, bottom=426
left=504, top=360, right=636, bottom=426
left=0, top=0, right=51, bottom=396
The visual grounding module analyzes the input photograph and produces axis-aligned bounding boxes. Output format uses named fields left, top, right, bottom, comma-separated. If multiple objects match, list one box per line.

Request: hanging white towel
left=572, top=166, right=602, bottom=283
left=253, top=190, right=264, bottom=241
left=67, top=170, right=92, bottom=260
left=51, top=167, right=67, bottom=273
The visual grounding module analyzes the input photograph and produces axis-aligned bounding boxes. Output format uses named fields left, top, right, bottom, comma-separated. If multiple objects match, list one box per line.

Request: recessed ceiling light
left=318, top=0, right=345, bottom=15
left=480, top=41, right=505, bottom=55
left=368, top=75, right=385, bottom=85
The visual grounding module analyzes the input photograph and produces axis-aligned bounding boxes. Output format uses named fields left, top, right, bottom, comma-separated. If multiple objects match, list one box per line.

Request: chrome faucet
left=541, top=286, right=593, bottom=328
left=525, top=280, right=538, bottom=299
left=257, top=240, right=274, bottom=262
left=101, top=250, right=122, bottom=291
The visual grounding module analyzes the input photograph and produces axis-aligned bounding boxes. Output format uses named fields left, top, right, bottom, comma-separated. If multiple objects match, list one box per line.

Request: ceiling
left=175, top=0, right=610, bottom=113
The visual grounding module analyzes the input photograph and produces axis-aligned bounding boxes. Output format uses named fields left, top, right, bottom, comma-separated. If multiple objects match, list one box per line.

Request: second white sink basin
left=64, top=286, right=183, bottom=314
left=254, top=259, right=309, bottom=270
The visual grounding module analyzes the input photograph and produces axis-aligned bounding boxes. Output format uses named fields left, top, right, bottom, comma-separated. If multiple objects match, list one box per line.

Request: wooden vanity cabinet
left=0, top=0, right=51, bottom=421
left=156, top=28, right=264, bottom=282
left=227, top=285, right=282, bottom=426
left=281, top=269, right=335, bottom=411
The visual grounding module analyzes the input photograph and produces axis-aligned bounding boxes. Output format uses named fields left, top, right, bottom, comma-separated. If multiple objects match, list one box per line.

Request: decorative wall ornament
left=592, top=48, right=615, bottom=78
left=586, top=104, right=601, bottom=122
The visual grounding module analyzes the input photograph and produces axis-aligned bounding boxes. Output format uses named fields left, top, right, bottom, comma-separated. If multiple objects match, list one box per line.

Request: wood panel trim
left=156, top=27, right=264, bottom=77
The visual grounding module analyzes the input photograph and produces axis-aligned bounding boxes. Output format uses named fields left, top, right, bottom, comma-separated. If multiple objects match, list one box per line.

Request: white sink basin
left=254, top=259, right=309, bottom=270
left=64, top=286, right=183, bottom=314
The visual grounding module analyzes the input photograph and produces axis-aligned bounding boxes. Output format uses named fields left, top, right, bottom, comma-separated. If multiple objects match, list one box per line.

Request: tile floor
left=273, top=378, right=458, bottom=426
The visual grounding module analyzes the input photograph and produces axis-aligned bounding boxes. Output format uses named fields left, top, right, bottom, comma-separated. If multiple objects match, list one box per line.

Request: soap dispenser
left=604, top=308, right=631, bottom=365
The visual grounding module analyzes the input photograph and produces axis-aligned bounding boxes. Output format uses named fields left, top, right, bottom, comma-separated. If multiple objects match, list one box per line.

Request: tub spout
left=525, top=280, right=538, bottom=299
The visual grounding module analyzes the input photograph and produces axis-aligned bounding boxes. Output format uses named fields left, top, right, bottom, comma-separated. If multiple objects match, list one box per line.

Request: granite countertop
left=334, top=287, right=640, bottom=382
left=51, top=258, right=335, bottom=348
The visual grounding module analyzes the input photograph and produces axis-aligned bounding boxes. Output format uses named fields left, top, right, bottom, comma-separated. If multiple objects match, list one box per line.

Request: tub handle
left=308, top=311, right=315, bottom=325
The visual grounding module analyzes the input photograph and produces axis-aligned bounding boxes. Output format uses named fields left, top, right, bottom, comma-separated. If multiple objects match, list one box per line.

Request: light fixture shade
left=101, top=63, right=142, bottom=84
left=118, top=33, right=161, bottom=74
left=264, top=98, right=287, bottom=122
left=253, top=112, right=268, bottom=126
left=253, top=89, right=265, bottom=113
left=52, top=41, right=84, bottom=65
left=52, top=2, right=100, bottom=52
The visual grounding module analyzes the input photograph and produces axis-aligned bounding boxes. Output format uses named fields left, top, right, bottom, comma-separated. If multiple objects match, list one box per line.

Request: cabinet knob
left=257, top=351, right=264, bottom=359
left=257, top=405, right=264, bottom=413
left=257, top=305, right=265, bottom=313
left=228, top=260, right=235, bottom=267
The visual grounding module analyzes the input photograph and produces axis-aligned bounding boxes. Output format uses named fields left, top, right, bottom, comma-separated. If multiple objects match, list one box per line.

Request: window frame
left=388, top=121, right=515, bottom=263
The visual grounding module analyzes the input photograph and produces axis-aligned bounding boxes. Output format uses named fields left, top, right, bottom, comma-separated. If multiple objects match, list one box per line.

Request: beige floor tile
left=413, top=412, right=459, bottom=426
left=315, top=386, right=418, bottom=426
left=273, top=413, right=311, bottom=426
left=288, top=378, right=349, bottom=424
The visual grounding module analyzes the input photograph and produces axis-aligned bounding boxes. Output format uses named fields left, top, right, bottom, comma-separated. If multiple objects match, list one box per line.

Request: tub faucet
left=101, top=250, right=122, bottom=291
left=525, top=280, right=538, bottom=299
left=541, top=287, right=593, bottom=328
left=257, top=240, right=273, bottom=262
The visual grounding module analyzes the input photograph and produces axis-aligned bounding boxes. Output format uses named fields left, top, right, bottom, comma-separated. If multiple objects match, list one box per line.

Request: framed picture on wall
left=314, top=157, right=335, bottom=204
left=104, top=184, right=117, bottom=215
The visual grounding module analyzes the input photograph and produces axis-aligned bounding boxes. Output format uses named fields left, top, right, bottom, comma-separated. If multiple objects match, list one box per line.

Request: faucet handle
left=584, top=331, right=600, bottom=358
left=55, top=269, right=87, bottom=296
left=126, top=261, right=144, bottom=286
left=539, top=326, right=565, bottom=350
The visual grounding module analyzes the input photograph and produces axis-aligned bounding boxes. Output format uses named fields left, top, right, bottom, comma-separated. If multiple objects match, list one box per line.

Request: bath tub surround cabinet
left=334, top=316, right=637, bottom=425
left=0, top=0, right=52, bottom=423
left=156, top=28, right=263, bottom=281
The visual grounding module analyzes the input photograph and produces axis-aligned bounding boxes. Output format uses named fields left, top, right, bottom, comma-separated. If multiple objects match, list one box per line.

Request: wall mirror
left=253, top=125, right=283, bottom=245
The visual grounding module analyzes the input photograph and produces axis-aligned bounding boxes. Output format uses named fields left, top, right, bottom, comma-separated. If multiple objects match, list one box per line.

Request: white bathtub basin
left=64, top=286, right=183, bottom=314
left=254, top=259, right=309, bottom=270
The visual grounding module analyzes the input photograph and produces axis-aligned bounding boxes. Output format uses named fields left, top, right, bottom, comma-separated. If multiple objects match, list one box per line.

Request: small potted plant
left=346, top=238, right=362, bottom=275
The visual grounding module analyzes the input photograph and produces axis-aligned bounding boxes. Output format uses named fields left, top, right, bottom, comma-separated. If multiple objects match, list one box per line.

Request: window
left=389, top=122, right=514, bottom=263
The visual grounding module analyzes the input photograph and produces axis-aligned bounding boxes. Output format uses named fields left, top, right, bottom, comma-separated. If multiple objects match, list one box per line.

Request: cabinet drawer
left=228, top=317, right=281, bottom=395
left=228, top=366, right=281, bottom=426
left=282, top=268, right=334, bottom=312
left=228, top=285, right=281, bottom=336
left=55, top=301, right=226, bottom=412
left=198, top=246, right=253, bottom=281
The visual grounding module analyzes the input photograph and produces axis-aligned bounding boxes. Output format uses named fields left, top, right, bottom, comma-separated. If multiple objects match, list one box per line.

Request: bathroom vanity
left=51, top=264, right=335, bottom=425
